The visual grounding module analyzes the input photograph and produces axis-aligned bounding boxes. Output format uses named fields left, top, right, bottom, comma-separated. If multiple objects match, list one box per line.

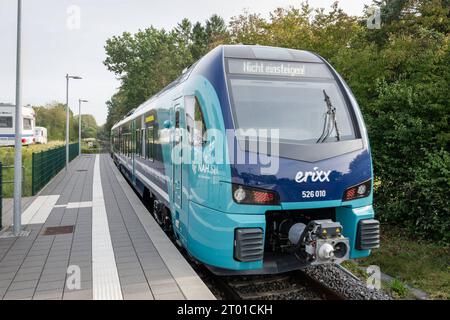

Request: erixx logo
left=295, top=167, right=331, bottom=183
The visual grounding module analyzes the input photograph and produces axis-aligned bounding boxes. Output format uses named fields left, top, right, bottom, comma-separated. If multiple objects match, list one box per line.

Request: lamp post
left=13, top=0, right=23, bottom=236
left=65, top=74, right=82, bottom=171
left=78, top=99, right=88, bottom=155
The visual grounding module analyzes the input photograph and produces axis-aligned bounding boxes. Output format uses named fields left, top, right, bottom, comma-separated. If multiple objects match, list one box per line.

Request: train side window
left=175, top=110, right=182, bottom=145
left=136, top=129, right=141, bottom=156
left=141, top=129, right=145, bottom=158
left=194, top=98, right=207, bottom=146
left=185, top=96, right=207, bottom=147
left=129, top=134, right=132, bottom=157
left=146, top=126, right=154, bottom=160
left=175, top=111, right=180, bottom=128
left=132, top=131, right=136, bottom=155
left=126, top=133, right=130, bottom=157
left=126, top=133, right=129, bottom=156
left=154, top=127, right=162, bottom=162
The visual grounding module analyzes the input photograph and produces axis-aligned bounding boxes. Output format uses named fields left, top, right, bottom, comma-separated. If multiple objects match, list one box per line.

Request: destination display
left=228, top=59, right=332, bottom=79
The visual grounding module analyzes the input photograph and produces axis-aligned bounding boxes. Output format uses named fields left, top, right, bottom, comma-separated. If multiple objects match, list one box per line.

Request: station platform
left=0, top=154, right=215, bottom=300
left=2, top=196, right=35, bottom=230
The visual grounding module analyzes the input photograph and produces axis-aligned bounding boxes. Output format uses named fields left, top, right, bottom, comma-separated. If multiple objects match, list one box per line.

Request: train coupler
left=288, top=220, right=350, bottom=265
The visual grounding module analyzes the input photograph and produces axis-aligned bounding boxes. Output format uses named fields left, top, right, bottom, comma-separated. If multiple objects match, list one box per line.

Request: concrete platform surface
left=2, top=197, right=35, bottom=230
left=0, top=154, right=215, bottom=300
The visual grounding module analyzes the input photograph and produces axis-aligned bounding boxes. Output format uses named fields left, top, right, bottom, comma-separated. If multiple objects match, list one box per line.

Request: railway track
left=210, top=270, right=347, bottom=300
left=130, top=181, right=350, bottom=301
left=126, top=175, right=365, bottom=301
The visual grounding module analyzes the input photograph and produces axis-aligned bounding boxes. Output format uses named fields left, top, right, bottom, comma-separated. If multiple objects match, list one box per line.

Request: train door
left=172, top=99, right=188, bottom=244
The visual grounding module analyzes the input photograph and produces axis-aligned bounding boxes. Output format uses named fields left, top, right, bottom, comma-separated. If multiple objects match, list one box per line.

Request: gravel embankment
left=304, top=264, right=392, bottom=300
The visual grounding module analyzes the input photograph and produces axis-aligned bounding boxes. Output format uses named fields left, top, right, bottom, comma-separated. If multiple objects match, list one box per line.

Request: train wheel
left=142, top=188, right=154, bottom=213
left=153, top=201, right=172, bottom=233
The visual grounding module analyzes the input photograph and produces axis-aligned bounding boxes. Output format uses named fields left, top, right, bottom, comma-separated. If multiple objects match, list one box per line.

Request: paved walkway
left=0, top=154, right=215, bottom=300
left=2, top=197, right=35, bottom=230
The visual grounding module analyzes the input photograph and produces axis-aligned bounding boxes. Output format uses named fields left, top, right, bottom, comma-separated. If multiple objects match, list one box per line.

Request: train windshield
left=227, top=59, right=356, bottom=144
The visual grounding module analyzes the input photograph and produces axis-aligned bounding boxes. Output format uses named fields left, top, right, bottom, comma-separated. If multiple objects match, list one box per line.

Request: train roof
left=111, top=45, right=323, bottom=130
left=222, top=45, right=322, bottom=63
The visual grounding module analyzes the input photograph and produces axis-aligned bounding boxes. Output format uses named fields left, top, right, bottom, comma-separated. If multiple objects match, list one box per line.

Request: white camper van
left=0, top=104, right=36, bottom=146
left=34, top=127, right=48, bottom=144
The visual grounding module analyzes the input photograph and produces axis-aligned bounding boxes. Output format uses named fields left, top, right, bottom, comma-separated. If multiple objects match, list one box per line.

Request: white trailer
left=34, top=127, right=48, bottom=144
left=0, top=104, right=36, bottom=146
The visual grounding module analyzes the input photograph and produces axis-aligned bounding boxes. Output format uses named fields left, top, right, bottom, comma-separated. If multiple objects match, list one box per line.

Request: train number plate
left=301, top=190, right=327, bottom=199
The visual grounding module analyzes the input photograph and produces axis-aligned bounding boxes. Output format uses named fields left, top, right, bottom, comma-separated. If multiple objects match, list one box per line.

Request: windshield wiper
left=316, top=90, right=341, bottom=143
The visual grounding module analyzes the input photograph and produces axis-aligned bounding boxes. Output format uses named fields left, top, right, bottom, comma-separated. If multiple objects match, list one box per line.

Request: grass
left=342, top=260, right=417, bottom=299
left=354, top=225, right=450, bottom=300
left=389, top=279, right=409, bottom=298
left=341, top=260, right=369, bottom=281
left=0, top=141, right=64, bottom=198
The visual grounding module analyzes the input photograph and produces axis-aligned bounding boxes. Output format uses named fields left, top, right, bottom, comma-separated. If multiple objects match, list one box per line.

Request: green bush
left=390, top=279, right=409, bottom=298
left=369, top=79, right=449, bottom=244
left=408, top=149, right=450, bottom=243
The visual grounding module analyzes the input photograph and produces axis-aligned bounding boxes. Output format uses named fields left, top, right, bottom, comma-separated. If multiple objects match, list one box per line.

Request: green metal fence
left=31, top=143, right=79, bottom=196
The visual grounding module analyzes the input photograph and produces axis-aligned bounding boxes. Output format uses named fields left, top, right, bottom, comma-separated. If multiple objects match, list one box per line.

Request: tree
left=34, top=102, right=77, bottom=141
left=205, top=14, right=229, bottom=48
left=103, top=15, right=230, bottom=133
left=229, top=10, right=267, bottom=44
left=74, top=114, right=99, bottom=139
left=103, top=0, right=450, bottom=242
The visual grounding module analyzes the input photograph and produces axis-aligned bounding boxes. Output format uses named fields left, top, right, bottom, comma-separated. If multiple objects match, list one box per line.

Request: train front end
left=188, top=45, right=379, bottom=275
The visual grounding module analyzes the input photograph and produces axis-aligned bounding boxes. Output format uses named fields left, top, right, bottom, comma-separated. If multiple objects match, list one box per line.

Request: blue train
left=111, top=45, right=380, bottom=275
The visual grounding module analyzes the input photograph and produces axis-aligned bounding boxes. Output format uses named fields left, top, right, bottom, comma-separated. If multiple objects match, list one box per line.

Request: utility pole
left=78, top=99, right=88, bottom=155
left=65, top=74, right=82, bottom=171
left=66, top=74, right=69, bottom=170
left=13, top=0, right=23, bottom=236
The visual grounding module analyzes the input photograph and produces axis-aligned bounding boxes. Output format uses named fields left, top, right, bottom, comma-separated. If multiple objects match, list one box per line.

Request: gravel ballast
left=304, top=264, right=392, bottom=300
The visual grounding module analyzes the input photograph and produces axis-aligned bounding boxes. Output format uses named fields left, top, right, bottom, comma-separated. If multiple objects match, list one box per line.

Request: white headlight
left=357, top=184, right=367, bottom=195
left=234, top=187, right=247, bottom=202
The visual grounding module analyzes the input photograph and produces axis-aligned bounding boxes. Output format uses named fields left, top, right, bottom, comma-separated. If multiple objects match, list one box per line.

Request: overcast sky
left=0, top=0, right=373, bottom=125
